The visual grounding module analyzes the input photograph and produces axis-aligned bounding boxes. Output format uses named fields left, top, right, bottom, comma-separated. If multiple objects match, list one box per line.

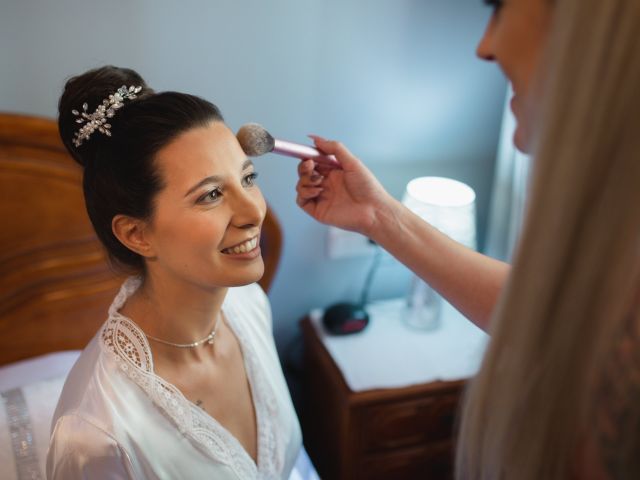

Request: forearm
left=368, top=197, right=510, bottom=332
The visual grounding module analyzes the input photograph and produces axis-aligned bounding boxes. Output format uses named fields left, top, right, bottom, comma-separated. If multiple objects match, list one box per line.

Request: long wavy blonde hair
left=456, top=0, right=640, bottom=478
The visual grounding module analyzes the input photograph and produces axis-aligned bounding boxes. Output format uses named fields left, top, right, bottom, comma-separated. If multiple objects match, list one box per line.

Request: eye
left=198, top=188, right=222, bottom=204
left=242, top=172, right=259, bottom=188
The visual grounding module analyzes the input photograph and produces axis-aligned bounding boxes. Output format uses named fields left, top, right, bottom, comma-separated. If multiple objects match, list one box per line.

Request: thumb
left=308, top=135, right=362, bottom=172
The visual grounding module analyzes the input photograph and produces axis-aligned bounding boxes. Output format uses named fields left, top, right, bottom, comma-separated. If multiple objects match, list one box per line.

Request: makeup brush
left=236, top=123, right=341, bottom=168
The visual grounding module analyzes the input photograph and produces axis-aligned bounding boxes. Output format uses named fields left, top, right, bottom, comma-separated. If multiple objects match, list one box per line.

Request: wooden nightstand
left=300, top=300, right=487, bottom=480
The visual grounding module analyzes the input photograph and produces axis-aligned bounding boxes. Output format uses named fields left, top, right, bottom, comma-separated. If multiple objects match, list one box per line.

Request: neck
left=122, top=272, right=229, bottom=362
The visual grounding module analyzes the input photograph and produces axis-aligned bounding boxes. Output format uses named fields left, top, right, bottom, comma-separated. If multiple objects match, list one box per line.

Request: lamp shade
left=402, top=176, right=477, bottom=250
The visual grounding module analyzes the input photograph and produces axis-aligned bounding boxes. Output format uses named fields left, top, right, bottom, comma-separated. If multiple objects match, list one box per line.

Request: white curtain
left=484, top=86, right=532, bottom=262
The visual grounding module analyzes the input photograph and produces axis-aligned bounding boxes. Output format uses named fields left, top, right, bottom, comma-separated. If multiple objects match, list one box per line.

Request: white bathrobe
left=46, top=277, right=302, bottom=479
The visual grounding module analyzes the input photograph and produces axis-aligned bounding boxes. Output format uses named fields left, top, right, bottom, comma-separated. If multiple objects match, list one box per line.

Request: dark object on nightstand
left=322, top=302, right=369, bottom=335
left=322, top=242, right=380, bottom=336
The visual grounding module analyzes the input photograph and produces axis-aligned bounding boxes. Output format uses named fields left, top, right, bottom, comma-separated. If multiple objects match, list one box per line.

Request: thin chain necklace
left=145, top=314, right=222, bottom=348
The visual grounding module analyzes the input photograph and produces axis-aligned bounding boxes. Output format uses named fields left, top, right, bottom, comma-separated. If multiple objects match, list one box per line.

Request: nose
left=476, top=15, right=496, bottom=62
left=231, top=188, right=265, bottom=230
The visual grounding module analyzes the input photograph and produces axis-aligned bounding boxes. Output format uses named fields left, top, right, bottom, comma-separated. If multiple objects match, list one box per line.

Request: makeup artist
left=296, top=0, right=640, bottom=478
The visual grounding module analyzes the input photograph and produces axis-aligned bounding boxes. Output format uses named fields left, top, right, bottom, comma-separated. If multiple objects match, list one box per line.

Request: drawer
left=359, top=441, right=453, bottom=480
left=360, top=393, right=460, bottom=452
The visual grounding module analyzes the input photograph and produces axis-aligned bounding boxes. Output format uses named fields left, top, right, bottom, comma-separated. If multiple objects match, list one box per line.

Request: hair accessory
left=71, top=85, right=143, bottom=147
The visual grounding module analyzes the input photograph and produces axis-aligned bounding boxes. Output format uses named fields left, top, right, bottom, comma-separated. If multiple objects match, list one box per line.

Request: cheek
left=495, top=26, right=525, bottom=83
left=493, top=20, right=538, bottom=90
left=153, top=210, right=227, bottom=255
left=512, top=24, right=549, bottom=93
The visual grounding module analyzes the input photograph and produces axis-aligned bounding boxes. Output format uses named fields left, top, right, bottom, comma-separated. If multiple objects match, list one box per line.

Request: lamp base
left=404, top=276, right=441, bottom=331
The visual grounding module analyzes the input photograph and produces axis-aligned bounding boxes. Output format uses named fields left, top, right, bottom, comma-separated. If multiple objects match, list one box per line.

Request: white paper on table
left=310, top=298, right=489, bottom=392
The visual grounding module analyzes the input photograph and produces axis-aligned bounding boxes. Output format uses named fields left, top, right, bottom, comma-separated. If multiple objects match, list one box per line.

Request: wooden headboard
left=0, top=112, right=282, bottom=366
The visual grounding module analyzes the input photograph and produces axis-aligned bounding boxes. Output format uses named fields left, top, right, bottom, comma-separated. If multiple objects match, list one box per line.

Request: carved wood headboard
left=0, top=112, right=282, bottom=366
left=0, top=113, right=122, bottom=365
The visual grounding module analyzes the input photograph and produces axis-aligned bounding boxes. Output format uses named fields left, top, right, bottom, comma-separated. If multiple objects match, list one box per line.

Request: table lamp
left=402, top=176, right=477, bottom=330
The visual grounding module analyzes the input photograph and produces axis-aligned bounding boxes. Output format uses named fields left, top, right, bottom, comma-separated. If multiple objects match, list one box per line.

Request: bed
left=0, top=112, right=318, bottom=480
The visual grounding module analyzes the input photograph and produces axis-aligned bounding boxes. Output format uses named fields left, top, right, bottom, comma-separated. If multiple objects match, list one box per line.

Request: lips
left=221, top=236, right=259, bottom=255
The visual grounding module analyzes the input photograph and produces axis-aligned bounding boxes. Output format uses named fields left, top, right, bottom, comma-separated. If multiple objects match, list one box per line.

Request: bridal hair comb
left=72, top=85, right=143, bottom=147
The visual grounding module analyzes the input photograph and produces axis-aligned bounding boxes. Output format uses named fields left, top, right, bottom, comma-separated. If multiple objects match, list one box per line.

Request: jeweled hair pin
left=72, top=85, right=142, bottom=147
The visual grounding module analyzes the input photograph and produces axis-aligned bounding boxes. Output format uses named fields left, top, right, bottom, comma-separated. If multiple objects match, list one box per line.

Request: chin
left=227, top=264, right=265, bottom=287
left=513, top=126, right=532, bottom=154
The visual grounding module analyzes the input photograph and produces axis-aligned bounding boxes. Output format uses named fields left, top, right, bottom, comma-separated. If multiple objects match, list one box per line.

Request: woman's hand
left=295, top=136, right=395, bottom=237
left=296, top=135, right=509, bottom=330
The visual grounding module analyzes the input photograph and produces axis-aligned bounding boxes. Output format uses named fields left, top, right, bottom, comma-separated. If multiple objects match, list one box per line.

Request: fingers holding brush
left=298, top=159, right=324, bottom=184
left=296, top=159, right=325, bottom=205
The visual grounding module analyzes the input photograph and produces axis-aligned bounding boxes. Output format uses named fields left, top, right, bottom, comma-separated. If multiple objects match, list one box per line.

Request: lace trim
left=225, top=299, right=285, bottom=478
left=99, top=277, right=285, bottom=479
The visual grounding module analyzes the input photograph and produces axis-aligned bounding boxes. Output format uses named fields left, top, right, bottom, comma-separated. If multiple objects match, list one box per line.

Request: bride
left=47, top=65, right=301, bottom=479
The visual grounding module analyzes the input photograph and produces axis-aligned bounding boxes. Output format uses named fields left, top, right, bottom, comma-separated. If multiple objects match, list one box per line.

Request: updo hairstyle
left=58, top=66, right=223, bottom=273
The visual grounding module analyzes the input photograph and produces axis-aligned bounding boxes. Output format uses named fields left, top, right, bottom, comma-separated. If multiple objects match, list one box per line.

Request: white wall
left=0, top=0, right=507, bottom=353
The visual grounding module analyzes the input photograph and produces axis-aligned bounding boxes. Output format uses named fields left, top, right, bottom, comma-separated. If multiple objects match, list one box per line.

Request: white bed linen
left=1, top=352, right=79, bottom=480
left=0, top=351, right=81, bottom=391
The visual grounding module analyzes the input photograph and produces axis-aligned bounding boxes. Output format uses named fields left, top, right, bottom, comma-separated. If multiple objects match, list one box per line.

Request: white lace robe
left=46, top=277, right=302, bottom=479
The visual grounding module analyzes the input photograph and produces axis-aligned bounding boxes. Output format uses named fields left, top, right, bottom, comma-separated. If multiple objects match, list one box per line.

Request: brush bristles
left=236, top=123, right=275, bottom=156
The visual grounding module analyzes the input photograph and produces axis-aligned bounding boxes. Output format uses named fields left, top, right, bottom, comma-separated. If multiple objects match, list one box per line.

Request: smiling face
left=141, top=121, right=266, bottom=290
left=477, top=0, right=554, bottom=152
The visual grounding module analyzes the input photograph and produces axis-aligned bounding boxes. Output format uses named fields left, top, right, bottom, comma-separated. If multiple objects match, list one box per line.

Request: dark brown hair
left=58, top=66, right=223, bottom=272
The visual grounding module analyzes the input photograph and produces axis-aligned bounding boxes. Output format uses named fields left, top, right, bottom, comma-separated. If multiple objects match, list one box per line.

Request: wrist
left=364, top=194, right=402, bottom=242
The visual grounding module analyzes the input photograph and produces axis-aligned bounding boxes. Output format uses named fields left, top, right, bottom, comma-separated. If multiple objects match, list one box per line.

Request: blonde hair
left=456, top=0, right=640, bottom=478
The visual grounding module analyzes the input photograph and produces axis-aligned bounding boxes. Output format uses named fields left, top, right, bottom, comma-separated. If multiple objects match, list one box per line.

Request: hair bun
left=58, top=66, right=152, bottom=166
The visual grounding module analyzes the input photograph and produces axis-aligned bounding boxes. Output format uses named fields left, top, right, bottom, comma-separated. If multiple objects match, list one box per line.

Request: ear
left=112, top=214, right=155, bottom=258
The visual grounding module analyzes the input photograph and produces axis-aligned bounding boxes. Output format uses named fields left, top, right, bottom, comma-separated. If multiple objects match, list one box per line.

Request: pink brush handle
left=273, top=139, right=341, bottom=168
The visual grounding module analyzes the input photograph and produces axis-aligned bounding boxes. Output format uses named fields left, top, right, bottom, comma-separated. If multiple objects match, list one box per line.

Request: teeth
left=224, top=237, right=257, bottom=254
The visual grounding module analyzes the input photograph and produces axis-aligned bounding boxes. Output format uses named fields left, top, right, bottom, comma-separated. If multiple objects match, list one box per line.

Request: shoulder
left=52, top=331, right=105, bottom=420
left=50, top=413, right=117, bottom=454
left=47, top=413, right=133, bottom=479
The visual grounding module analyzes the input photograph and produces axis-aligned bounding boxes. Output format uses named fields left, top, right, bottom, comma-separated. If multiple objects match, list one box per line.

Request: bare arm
left=370, top=195, right=509, bottom=331
left=296, top=137, right=509, bottom=332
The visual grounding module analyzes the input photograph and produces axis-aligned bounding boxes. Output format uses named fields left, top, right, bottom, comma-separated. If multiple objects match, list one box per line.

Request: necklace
left=145, top=314, right=222, bottom=348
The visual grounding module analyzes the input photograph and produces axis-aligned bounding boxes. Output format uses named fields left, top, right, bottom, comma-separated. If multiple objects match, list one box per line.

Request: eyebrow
left=184, top=159, right=254, bottom=197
